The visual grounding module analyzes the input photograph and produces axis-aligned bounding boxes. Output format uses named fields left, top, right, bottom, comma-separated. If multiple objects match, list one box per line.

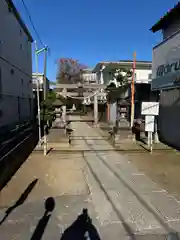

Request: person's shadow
left=30, top=197, right=55, bottom=240
left=60, top=208, right=101, bottom=240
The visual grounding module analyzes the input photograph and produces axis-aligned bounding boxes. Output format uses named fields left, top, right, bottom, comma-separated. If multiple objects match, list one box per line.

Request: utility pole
left=35, top=41, right=41, bottom=145
left=43, top=47, right=48, bottom=156
left=35, top=44, right=48, bottom=154
left=130, top=51, right=136, bottom=128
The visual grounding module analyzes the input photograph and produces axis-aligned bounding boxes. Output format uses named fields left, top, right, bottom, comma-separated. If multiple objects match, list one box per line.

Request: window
left=148, top=73, right=152, bottom=79
left=20, top=29, right=22, bottom=36
left=20, top=44, right=23, bottom=50
left=21, top=79, right=23, bottom=85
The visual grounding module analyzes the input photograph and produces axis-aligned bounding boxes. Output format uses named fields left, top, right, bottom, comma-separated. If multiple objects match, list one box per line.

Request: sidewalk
left=0, top=117, right=180, bottom=239
left=98, top=121, right=173, bottom=152
left=0, top=152, right=90, bottom=239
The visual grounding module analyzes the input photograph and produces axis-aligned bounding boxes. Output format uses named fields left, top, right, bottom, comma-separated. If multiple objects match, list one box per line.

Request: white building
left=0, top=0, right=33, bottom=128
left=93, top=60, right=152, bottom=86
left=32, top=73, right=50, bottom=115
left=82, top=68, right=97, bottom=84
left=32, top=73, right=50, bottom=93
left=93, top=61, right=152, bottom=123
left=151, top=2, right=180, bottom=149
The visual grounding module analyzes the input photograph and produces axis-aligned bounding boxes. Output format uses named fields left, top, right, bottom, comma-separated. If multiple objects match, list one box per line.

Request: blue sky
left=13, top=0, right=178, bottom=82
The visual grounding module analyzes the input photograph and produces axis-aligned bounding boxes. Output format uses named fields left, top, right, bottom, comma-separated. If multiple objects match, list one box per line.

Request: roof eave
left=150, top=23, right=163, bottom=33
left=150, top=2, right=180, bottom=33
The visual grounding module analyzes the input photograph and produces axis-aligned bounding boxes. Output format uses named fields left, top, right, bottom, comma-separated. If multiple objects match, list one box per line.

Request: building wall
left=82, top=72, right=97, bottom=84
left=0, top=0, right=33, bottom=127
left=100, top=68, right=152, bottom=86
left=135, top=69, right=152, bottom=82
left=152, top=31, right=180, bottom=89
left=152, top=22, right=180, bottom=149
left=158, top=88, right=180, bottom=149
left=163, top=18, right=180, bottom=39
left=102, top=71, right=113, bottom=85
left=109, top=102, right=117, bottom=124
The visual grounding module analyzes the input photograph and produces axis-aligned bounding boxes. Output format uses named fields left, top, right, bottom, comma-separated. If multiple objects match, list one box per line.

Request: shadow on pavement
left=0, top=126, right=38, bottom=192
left=30, top=197, right=55, bottom=240
left=60, top=208, right=101, bottom=240
left=0, top=178, right=38, bottom=225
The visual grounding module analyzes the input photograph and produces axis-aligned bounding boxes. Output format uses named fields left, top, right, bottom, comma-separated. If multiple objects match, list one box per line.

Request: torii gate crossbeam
left=54, top=83, right=107, bottom=126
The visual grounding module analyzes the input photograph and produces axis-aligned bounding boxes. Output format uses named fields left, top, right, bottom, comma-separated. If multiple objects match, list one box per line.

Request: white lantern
left=72, top=104, right=76, bottom=111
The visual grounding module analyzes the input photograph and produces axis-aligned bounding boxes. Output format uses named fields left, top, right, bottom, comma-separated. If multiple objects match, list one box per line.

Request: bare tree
left=56, top=58, right=87, bottom=84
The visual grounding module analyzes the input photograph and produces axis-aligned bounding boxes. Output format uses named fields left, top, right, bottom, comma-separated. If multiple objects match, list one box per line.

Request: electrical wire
left=20, top=0, right=45, bottom=47
left=0, top=56, right=32, bottom=79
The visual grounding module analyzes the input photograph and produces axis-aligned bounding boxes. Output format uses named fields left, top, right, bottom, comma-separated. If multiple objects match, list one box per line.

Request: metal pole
left=130, top=51, right=136, bottom=128
left=35, top=41, right=41, bottom=145
left=154, top=117, right=159, bottom=143
left=43, top=47, right=48, bottom=155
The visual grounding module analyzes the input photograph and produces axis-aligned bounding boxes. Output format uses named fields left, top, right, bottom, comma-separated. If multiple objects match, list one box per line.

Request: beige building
left=93, top=60, right=152, bottom=123
left=0, top=0, right=33, bottom=127
left=82, top=68, right=97, bottom=84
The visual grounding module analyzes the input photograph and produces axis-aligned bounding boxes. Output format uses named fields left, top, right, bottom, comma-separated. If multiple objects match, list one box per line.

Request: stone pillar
left=62, top=88, right=67, bottom=125
left=107, top=102, right=110, bottom=122
left=94, top=94, right=98, bottom=126
left=109, top=102, right=117, bottom=125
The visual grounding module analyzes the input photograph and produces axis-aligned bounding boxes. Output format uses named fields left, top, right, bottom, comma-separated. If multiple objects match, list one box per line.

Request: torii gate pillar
left=94, top=94, right=98, bottom=126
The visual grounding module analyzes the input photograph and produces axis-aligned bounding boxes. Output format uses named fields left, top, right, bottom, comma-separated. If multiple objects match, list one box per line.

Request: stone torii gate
left=55, top=83, right=107, bottom=125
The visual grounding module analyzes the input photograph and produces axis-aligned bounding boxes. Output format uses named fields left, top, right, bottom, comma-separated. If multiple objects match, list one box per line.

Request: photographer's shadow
left=60, top=208, right=101, bottom=240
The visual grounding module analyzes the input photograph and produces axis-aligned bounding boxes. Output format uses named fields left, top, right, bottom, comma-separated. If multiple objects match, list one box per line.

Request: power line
left=20, top=0, right=45, bottom=47
left=0, top=56, right=32, bottom=79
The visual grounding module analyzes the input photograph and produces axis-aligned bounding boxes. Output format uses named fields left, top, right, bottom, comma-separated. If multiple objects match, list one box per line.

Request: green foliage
left=114, top=68, right=132, bottom=86
left=106, top=68, right=132, bottom=103
left=40, top=89, right=56, bottom=123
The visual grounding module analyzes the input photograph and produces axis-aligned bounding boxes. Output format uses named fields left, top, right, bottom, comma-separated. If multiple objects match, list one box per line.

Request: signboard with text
left=141, top=102, right=159, bottom=116
left=152, top=31, right=180, bottom=90
left=145, top=115, right=155, bottom=132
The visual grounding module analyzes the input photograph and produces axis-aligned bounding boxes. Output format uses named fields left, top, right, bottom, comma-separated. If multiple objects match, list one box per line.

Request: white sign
left=145, top=115, right=155, bottom=132
left=152, top=31, right=180, bottom=89
left=141, top=102, right=159, bottom=116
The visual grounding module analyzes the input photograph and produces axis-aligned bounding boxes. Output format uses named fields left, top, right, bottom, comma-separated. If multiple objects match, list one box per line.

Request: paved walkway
left=70, top=117, right=180, bottom=238
left=0, top=116, right=180, bottom=239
